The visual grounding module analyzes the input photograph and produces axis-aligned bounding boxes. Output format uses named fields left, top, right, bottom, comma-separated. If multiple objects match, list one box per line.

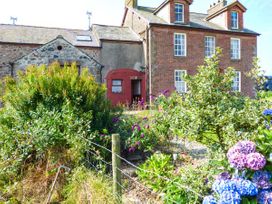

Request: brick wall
left=227, top=5, right=244, bottom=30
left=150, top=26, right=257, bottom=97
left=169, top=0, right=190, bottom=24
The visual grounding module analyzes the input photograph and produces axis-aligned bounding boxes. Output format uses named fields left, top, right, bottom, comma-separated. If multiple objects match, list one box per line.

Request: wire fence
left=45, top=133, right=202, bottom=203
left=78, top=134, right=203, bottom=204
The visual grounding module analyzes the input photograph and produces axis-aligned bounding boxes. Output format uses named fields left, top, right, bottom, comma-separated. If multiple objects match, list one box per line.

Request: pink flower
left=228, top=152, right=247, bottom=170
left=246, top=153, right=266, bottom=171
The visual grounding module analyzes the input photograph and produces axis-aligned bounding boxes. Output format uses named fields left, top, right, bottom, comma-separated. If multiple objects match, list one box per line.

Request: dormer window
left=231, top=11, right=238, bottom=29
left=175, top=3, right=184, bottom=23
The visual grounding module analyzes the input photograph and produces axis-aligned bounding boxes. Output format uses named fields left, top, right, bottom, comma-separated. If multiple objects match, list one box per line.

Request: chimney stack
left=207, top=0, right=227, bottom=16
left=125, top=0, right=138, bottom=8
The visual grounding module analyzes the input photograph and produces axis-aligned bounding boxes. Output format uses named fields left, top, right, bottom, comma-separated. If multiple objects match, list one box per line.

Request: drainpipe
left=9, top=62, right=14, bottom=77
left=99, top=65, right=105, bottom=84
left=148, top=25, right=152, bottom=107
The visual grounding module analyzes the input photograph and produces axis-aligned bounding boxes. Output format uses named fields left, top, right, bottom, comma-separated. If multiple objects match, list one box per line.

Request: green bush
left=0, top=63, right=117, bottom=184
left=153, top=49, right=267, bottom=151
left=137, top=153, right=174, bottom=192
left=113, top=113, right=158, bottom=153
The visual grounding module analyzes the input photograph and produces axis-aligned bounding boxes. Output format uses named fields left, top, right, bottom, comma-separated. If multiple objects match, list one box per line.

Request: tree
left=154, top=49, right=265, bottom=151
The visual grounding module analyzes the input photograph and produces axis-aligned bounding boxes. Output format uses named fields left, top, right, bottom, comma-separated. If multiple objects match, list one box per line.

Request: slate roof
left=133, top=6, right=259, bottom=35
left=92, top=24, right=141, bottom=42
left=0, top=24, right=100, bottom=47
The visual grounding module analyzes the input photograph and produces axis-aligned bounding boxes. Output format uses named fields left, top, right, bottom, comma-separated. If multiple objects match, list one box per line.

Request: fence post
left=112, top=133, right=122, bottom=201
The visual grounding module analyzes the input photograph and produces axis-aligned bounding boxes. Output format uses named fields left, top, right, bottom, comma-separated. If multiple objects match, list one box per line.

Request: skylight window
left=76, top=35, right=92, bottom=42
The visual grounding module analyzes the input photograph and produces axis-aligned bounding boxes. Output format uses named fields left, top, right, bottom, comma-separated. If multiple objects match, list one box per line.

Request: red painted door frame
left=106, top=68, right=146, bottom=106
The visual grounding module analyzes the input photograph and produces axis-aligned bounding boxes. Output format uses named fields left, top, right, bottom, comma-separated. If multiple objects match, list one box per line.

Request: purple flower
left=132, top=124, right=141, bottom=131
left=143, top=117, right=148, bottom=121
left=263, top=109, right=272, bottom=116
left=257, top=190, right=272, bottom=204
left=227, top=141, right=256, bottom=158
left=252, top=171, right=272, bottom=189
left=144, top=125, right=150, bottom=129
left=228, top=152, right=247, bottom=170
left=128, top=146, right=136, bottom=153
left=161, top=89, right=170, bottom=96
left=246, top=152, right=266, bottom=171
left=202, top=195, right=217, bottom=204
left=140, top=133, right=145, bottom=138
left=135, top=141, right=141, bottom=146
left=218, top=190, right=241, bottom=204
left=235, top=140, right=256, bottom=154
left=112, top=117, right=120, bottom=123
left=217, top=172, right=232, bottom=180
left=138, top=98, right=145, bottom=107
left=227, top=146, right=241, bottom=159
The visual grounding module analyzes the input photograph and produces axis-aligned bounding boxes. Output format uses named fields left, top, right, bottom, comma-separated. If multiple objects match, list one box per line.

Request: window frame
left=230, top=38, right=241, bottom=60
left=231, top=11, right=239, bottom=29
left=232, top=71, right=241, bottom=92
left=111, top=79, right=123, bottom=94
left=204, top=36, right=216, bottom=58
left=175, top=3, right=184, bottom=23
left=174, top=33, right=187, bottom=57
left=174, top=69, right=187, bottom=93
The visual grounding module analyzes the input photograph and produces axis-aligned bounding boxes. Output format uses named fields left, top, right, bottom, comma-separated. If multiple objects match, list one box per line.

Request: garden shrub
left=137, top=153, right=174, bottom=192
left=0, top=63, right=117, bottom=188
left=113, top=113, right=158, bottom=154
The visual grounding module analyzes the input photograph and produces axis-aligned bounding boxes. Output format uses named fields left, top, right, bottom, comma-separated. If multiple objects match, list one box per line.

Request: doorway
left=131, top=79, right=142, bottom=103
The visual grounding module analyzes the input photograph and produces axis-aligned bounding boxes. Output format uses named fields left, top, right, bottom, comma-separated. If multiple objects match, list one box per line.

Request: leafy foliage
left=0, top=63, right=116, bottom=185
left=137, top=153, right=174, bottom=192
left=153, top=49, right=266, bottom=150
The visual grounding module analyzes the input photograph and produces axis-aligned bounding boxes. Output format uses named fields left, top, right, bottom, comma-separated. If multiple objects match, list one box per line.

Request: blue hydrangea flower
left=263, top=109, right=272, bottom=116
left=218, top=190, right=241, bottom=204
left=252, top=171, right=272, bottom=189
left=212, top=179, right=236, bottom=194
left=257, top=190, right=272, bottom=204
left=203, top=195, right=217, bottom=204
left=232, top=178, right=258, bottom=196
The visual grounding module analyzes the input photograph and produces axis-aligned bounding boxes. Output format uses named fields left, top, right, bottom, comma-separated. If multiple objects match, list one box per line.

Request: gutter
left=149, top=22, right=260, bottom=36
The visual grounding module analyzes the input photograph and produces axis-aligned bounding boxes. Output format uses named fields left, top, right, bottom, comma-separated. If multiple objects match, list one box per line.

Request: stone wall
left=13, top=36, right=101, bottom=80
left=0, top=43, right=38, bottom=78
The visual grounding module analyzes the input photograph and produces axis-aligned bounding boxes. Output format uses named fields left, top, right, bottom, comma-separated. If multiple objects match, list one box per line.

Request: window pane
left=112, top=80, right=122, bottom=93
left=232, top=71, right=241, bottom=92
left=231, top=11, right=238, bottom=29
left=112, top=86, right=122, bottom=93
left=175, top=70, right=186, bottom=93
left=174, top=33, right=186, bottom=56
left=205, top=36, right=215, bottom=57
left=175, top=4, right=184, bottom=22
left=112, top=80, right=122, bottom=86
left=231, top=39, right=240, bottom=59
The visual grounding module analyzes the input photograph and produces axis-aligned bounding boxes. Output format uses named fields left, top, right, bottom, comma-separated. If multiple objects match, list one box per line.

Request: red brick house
left=121, top=0, right=259, bottom=102
left=0, top=0, right=259, bottom=106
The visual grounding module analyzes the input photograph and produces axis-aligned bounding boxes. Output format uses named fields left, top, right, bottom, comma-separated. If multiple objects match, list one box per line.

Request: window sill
left=231, top=59, right=241, bottom=62
left=174, top=55, right=187, bottom=58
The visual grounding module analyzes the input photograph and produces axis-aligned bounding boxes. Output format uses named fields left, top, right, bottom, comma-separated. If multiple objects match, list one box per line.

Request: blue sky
left=0, top=0, right=271, bottom=75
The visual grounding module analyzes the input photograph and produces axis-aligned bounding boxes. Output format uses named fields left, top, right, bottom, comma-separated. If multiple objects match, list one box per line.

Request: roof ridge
left=0, top=23, right=87, bottom=32
left=92, top=24, right=130, bottom=29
